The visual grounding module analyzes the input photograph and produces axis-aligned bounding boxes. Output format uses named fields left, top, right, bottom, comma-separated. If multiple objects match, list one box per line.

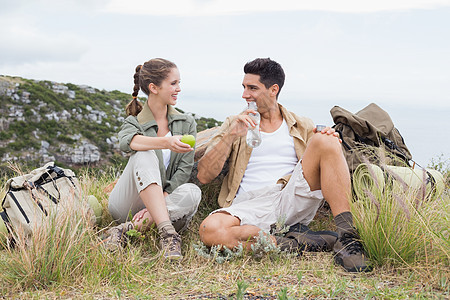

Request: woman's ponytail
left=125, top=64, right=144, bottom=116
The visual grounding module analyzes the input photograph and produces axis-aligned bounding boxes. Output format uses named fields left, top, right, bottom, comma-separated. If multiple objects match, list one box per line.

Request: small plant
left=270, top=215, right=290, bottom=236
left=277, top=287, right=290, bottom=300
left=193, top=230, right=286, bottom=263
left=235, top=280, right=249, bottom=300
left=297, top=271, right=303, bottom=285
left=126, top=229, right=145, bottom=242
left=193, top=241, right=244, bottom=263
left=250, top=231, right=281, bottom=259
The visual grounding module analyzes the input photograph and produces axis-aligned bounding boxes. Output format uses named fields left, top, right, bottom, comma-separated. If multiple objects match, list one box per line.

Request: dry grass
left=0, top=164, right=448, bottom=299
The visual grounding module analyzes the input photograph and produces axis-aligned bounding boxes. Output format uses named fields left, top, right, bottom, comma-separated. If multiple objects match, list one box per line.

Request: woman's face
left=155, top=68, right=181, bottom=106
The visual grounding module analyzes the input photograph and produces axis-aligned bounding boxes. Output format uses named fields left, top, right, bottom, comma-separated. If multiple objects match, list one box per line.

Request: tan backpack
left=331, top=103, right=413, bottom=173
left=0, top=162, right=98, bottom=245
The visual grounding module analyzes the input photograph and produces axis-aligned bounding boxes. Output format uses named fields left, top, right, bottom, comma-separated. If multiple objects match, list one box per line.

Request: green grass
left=0, top=160, right=448, bottom=299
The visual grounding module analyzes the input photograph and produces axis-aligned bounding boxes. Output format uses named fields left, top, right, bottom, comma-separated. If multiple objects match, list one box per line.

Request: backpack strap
left=333, top=122, right=374, bottom=150
left=6, top=191, right=30, bottom=224
left=32, top=166, right=78, bottom=199
left=0, top=210, right=15, bottom=248
left=0, top=210, right=12, bottom=233
left=26, top=180, right=59, bottom=205
left=52, top=165, right=78, bottom=189
left=381, top=137, right=409, bottom=162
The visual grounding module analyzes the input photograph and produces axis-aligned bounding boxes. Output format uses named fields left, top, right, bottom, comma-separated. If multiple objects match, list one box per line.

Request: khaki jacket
left=206, top=103, right=315, bottom=207
left=118, top=102, right=197, bottom=194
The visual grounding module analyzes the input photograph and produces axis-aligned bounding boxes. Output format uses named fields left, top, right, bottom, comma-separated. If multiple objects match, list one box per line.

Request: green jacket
left=118, top=103, right=197, bottom=194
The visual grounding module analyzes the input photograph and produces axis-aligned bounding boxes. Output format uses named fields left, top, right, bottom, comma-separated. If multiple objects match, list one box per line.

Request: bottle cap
left=316, top=125, right=326, bottom=132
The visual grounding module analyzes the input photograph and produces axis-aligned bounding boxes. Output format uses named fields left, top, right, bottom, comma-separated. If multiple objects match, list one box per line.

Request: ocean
left=180, top=94, right=449, bottom=167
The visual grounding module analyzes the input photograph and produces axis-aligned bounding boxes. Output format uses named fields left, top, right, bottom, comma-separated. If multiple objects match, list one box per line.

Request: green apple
left=181, top=134, right=196, bottom=148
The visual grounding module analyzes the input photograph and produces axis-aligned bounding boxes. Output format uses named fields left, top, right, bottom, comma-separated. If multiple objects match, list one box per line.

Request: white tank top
left=161, top=131, right=172, bottom=169
left=236, top=119, right=298, bottom=197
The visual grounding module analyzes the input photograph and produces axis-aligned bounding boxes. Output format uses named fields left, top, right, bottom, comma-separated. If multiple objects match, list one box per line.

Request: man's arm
left=197, top=115, right=252, bottom=184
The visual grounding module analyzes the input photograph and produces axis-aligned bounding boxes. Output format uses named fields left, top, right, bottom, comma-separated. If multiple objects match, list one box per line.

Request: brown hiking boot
left=333, top=230, right=372, bottom=272
left=275, top=235, right=304, bottom=254
left=284, top=223, right=338, bottom=252
left=102, top=221, right=134, bottom=251
left=160, top=232, right=183, bottom=260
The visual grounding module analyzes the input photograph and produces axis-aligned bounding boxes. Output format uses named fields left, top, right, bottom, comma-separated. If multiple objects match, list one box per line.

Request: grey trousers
left=108, top=150, right=201, bottom=232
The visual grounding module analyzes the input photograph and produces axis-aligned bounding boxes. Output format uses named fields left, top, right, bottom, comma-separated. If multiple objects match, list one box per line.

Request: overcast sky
left=1, top=0, right=449, bottom=163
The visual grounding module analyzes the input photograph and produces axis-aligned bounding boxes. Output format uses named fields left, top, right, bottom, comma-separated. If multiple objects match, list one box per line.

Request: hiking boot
left=172, top=215, right=192, bottom=234
left=160, top=232, right=183, bottom=260
left=333, top=230, right=372, bottom=272
left=275, top=235, right=305, bottom=254
left=102, top=221, right=134, bottom=251
left=285, top=223, right=338, bottom=252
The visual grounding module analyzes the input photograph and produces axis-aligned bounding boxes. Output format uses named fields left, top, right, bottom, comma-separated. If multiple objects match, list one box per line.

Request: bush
left=0, top=131, right=12, bottom=140
left=57, top=134, right=75, bottom=144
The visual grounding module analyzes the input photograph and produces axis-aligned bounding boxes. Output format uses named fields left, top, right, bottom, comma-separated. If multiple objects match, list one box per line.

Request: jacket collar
left=137, top=101, right=185, bottom=125
left=278, top=103, right=297, bottom=128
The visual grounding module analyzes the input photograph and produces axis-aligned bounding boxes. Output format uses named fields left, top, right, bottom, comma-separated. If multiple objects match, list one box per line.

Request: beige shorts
left=213, top=160, right=324, bottom=232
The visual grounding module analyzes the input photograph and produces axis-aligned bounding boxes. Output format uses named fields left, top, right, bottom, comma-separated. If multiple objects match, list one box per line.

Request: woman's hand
left=166, top=135, right=194, bottom=153
left=132, top=208, right=148, bottom=223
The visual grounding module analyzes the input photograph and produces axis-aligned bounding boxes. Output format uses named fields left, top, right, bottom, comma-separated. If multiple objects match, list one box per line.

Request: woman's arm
left=130, top=134, right=191, bottom=153
left=118, top=116, right=192, bottom=153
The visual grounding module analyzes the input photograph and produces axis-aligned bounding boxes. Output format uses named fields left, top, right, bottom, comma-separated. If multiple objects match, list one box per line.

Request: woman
left=106, top=58, right=201, bottom=259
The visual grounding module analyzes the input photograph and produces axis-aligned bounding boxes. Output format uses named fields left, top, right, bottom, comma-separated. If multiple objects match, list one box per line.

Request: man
left=197, top=58, right=371, bottom=272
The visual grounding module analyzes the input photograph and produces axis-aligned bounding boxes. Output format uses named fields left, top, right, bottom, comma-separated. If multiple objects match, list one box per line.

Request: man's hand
left=197, top=111, right=255, bottom=185
left=229, top=109, right=258, bottom=137
left=313, top=126, right=342, bottom=143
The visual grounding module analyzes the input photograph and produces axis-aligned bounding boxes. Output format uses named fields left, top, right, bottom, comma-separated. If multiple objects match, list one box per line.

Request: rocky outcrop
left=0, top=76, right=120, bottom=165
left=0, top=75, right=221, bottom=168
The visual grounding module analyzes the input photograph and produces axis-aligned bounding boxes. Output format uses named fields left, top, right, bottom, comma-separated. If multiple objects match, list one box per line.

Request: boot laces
left=107, top=223, right=133, bottom=244
left=339, top=232, right=363, bottom=255
left=162, top=233, right=181, bottom=252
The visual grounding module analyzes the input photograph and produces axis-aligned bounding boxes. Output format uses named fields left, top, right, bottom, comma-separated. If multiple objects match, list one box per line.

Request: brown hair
left=125, top=58, right=177, bottom=116
left=244, top=58, right=285, bottom=99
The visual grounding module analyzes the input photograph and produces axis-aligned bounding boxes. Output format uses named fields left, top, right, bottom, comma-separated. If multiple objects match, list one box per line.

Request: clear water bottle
left=246, top=102, right=262, bottom=148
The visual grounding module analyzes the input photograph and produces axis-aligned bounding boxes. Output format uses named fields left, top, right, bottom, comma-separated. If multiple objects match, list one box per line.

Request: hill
left=0, top=75, right=221, bottom=174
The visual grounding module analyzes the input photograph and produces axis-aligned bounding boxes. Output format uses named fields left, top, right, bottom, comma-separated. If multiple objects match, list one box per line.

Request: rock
left=41, top=141, right=50, bottom=149
left=70, top=142, right=101, bottom=164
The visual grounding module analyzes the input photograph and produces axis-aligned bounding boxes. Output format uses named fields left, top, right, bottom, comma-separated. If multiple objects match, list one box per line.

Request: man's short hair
left=244, top=58, right=285, bottom=98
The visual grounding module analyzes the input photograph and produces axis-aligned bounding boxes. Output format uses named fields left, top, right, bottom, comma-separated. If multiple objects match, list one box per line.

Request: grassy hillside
left=0, top=75, right=221, bottom=176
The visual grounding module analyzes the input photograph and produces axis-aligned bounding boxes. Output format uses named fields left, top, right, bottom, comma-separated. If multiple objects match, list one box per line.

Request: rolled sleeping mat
left=353, top=163, right=445, bottom=200
left=352, top=164, right=385, bottom=200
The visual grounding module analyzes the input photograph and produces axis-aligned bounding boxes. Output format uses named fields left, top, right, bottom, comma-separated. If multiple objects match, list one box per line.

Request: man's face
left=241, top=74, right=275, bottom=112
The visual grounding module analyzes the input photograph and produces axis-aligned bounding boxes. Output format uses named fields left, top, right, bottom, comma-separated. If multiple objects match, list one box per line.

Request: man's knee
left=309, top=133, right=342, bottom=156
left=199, top=215, right=220, bottom=244
left=199, top=213, right=234, bottom=246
